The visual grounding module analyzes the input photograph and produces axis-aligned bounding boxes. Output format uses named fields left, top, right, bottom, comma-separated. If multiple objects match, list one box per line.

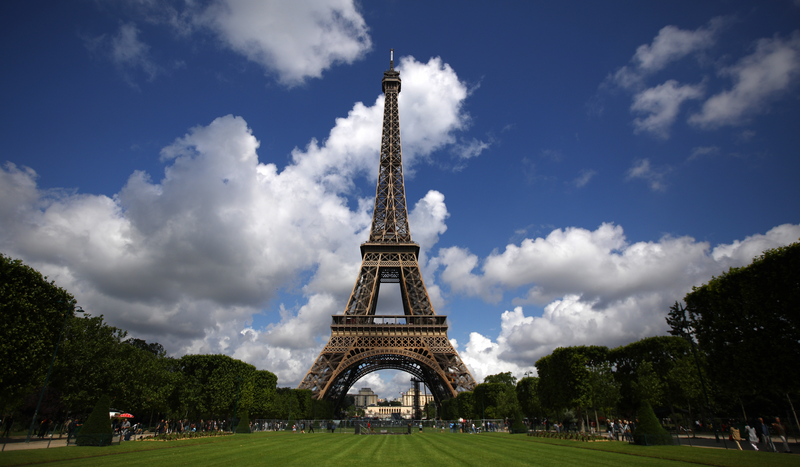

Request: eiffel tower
left=298, top=50, right=476, bottom=410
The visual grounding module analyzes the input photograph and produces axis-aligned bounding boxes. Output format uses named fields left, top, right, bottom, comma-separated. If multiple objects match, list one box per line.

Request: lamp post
left=26, top=304, right=82, bottom=443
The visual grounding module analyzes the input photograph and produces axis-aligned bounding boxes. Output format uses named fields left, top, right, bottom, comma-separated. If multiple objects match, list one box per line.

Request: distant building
left=364, top=405, right=413, bottom=418
left=402, top=387, right=435, bottom=407
left=353, top=387, right=378, bottom=408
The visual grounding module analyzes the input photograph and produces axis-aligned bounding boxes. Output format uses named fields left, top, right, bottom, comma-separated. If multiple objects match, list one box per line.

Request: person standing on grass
left=772, top=418, right=792, bottom=453
left=759, top=417, right=775, bottom=452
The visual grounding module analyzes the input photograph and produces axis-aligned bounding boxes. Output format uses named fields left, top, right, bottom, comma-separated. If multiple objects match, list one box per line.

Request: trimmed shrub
left=510, top=409, right=528, bottom=434
left=235, top=411, right=250, bottom=434
left=75, top=395, right=113, bottom=446
left=633, top=401, right=672, bottom=445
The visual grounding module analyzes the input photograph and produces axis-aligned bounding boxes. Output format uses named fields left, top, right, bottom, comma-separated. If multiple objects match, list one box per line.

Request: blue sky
left=2, top=1, right=799, bottom=399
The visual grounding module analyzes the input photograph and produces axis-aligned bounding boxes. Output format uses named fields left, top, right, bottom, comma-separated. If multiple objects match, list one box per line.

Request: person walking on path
left=730, top=425, right=743, bottom=450
left=759, top=417, right=776, bottom=452
left=773, top=417, right=792, bottom=453
left=745, top=424, right=759, bottom=451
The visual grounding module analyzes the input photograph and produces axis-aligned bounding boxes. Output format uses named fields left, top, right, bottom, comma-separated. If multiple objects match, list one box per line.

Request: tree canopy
left=483, top=372, right=517, bottom=387
left=685, top=242, right=799, bottom=405
left=1, top=253, right=77, bottom=409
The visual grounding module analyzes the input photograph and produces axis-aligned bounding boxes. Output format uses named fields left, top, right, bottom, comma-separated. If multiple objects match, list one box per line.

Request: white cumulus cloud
left=0, top=55, right=473, bottom=390
left=689, top=32, right=800, bottom=128
left=610, top=17, right=726, bottom=90
left=444, top=223, right=800, bottom=374
left=193, top=0, right=372, bottom=86
left=631, top=80, right=704, bottom=138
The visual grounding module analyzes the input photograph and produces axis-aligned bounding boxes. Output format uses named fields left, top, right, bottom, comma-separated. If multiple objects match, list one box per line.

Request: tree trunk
left=594, top=408, right=599, bottom=435
left=687, top=402, right=693, bottom=436
left=669, top=403, right=679, bottom=434
left=788, top=393, right=800, bottom=443
left=738, top=397, right=747, bottom=422
left=586, top=411, right=590, bottom=434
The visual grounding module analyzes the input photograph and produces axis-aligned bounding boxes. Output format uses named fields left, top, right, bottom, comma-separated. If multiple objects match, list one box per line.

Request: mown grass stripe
left=1, top=432, right=795, bottom=467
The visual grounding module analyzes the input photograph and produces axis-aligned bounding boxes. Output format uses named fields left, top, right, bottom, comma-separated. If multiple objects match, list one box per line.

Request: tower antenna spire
left=390, top=48, right=394, bottom=70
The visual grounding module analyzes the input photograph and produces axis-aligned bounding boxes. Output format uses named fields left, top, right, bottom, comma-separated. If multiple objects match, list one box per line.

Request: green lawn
left=1, top=432, right=797, bottom=467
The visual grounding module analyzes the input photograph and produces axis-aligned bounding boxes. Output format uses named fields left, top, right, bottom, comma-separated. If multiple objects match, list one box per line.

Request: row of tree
left=442, top=335, right=703, bottom=428
left=1, top=253, right=332, bottom=427
left=3, top=241, right=797, bottom=428
left=441, top=242, right=799, bottom=429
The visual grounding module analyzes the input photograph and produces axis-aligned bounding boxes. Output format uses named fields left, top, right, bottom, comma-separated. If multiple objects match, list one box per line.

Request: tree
left=249, top=370, right=278, bottom=419
left=127, top=338, right=166, bottom=358
left=609, top=336, right=702, bottom=418
left=455, top=391, right=475, bottom=419
left=51, top=314, right=129, bottom=413
left=516, top=377, right=543, bottom=421
left=536, top=346, right=608, bottom=430
left=484, top=372, right=517, bottom=387
left=586, top=362, right=619, bottom=428
left=474, top=383, right=518, bottom=419
left=632, top=361, right=664, bottom=407
left=684, top=242, right=800, bottom=414
left=0, top=254, right=77, bottom=410
left=178, top=354, right=256, bottom=419
left=113, top=345, right=177, bottom=416
left=441, top=398, right=459, bottom=420
left=425, top=400, right=436, bottom=419
left=311, top=398, right=333, bottom=420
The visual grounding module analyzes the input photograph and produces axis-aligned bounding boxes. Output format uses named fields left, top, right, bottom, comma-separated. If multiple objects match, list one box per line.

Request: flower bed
left=527, top=431, right=608, bottom=442
left=146, top=431, right=234, bottom=442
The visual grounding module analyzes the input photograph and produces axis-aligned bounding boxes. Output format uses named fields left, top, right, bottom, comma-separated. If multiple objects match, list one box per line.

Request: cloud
left=689, top=32, right=800, bottom=128
left=625, top=159, right=671, bottom=191
left=631, top=80, right=704, bottom=138
left=111, top=23, right=159, bottom=79
left=540, top=149, right=563, bottom=162
left=86, top=0, right=371, bottom=87
left=632, top=20, right=725, bottom=73
left=453, top=138, right=490, bottom=160
left=601, top=17, right=731, bottom=136
left=0, top=55, right=472, bottom=389
left=192, top=0, right=371, bottom=86
left=737, top=130, right=756, bottom=143
left=610, top=17, right=726, bottom=90
left=572, top=169, right=597, bottom=188
left=688, top=145, right=720, bottom=161
left=440, top=223, right=800, bottom=373
left=83, top=23, right=160, bottom=87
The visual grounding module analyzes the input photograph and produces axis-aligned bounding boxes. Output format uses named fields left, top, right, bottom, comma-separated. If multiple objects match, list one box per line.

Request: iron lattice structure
left=298, top=52, right=476, bottom=410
